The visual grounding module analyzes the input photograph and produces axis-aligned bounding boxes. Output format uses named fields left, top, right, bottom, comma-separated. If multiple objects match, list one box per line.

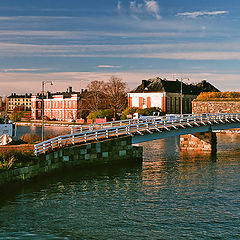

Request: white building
left=128, top=78, right=219, bottom=114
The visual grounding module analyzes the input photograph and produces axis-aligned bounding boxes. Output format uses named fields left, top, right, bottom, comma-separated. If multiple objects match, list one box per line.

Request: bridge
left=34, top=113, right=240, bottom=156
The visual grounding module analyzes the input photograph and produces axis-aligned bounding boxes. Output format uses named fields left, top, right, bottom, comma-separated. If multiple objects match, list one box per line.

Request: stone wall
left=0, top=136, right=142, bottom=186
left=192, top=101, right=240, bottom=114
left=180, top=132, right=217, bottom=152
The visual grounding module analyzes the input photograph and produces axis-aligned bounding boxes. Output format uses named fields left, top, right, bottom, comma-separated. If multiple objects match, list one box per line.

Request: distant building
left=7, top=93, right=32, bottom=111
left=128, top=78, right=219, bottom=114
left=31, top=87, right=109, bottom=121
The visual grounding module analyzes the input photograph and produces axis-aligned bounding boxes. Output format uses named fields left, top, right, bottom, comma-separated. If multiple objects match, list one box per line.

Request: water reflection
left=16, top=125, right=71, bottom=138
left=139, top=134, right=240, bottom=192
left=0, top=134, right=239, bottom=239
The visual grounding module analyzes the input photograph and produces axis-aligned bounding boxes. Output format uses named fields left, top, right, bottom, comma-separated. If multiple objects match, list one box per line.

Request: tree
left=103, top=76, right=128, bottom=118
left=10, top=108, right=23, bottom=122
left=77, top=81, right=109, bottom=119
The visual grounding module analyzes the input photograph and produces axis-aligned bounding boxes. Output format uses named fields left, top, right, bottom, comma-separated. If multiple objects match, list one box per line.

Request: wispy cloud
left=177, top=10, right=228, bottom=18
left=117, top=1, right=121, bottom=10
left=1, top=68, right=51, bottom=72
left=144, top=0, right=161, bottom=20
left=129, top=0, right=161, bottom=19
left=0, top=71, right=238, bottom=96
left=97, top=65, right=121, bottom=68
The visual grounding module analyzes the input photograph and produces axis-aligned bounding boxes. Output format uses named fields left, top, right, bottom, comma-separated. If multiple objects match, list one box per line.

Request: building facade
left=7, top=93, right=32, bottom=111
left=31, top=87, right=110, bottom=121
left=31, top=89, right=79, bottom=121
left=128, top=78, right=219, bottom=114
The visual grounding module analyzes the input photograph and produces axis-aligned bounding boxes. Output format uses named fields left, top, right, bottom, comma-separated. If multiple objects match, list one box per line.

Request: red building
left=31, top=87, right=110, bottom=121
left=31, top=87, right=79, bottom=121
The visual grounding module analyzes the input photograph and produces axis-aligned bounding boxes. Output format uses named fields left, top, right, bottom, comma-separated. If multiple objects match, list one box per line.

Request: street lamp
left=180, top=78, right=183, bottom=116
left=180, top=78, right=189, bottom=116
left=41, top=81, right=53, bottom=142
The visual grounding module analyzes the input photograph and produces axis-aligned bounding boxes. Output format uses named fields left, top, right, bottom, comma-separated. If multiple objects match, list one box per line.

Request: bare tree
left=77, top=80, right=109, bottom=118
left=103, top=76, right=128, bottom=118
left=86, top=80, right=106, bottom=112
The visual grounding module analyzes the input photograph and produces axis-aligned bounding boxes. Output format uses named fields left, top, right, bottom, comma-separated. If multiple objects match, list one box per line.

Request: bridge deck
left=34, top=113, right=240, bottom=155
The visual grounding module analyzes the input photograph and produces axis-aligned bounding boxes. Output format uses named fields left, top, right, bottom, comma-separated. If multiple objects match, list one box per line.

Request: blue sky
left=0, top=0, right=240, bottom=95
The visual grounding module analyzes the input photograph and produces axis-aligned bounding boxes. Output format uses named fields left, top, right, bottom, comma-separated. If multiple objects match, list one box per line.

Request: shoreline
left=16, top=122, right=73, bottom=127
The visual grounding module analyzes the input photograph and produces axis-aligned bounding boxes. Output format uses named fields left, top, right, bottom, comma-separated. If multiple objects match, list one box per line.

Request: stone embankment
left=180, top=132, right=217, bottom=152
left=192, top=101, right=240, bottom=114
left=0, top=136, right=142, bottom=186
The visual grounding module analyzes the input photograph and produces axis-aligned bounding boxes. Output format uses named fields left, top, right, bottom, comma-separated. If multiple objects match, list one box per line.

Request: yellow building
left=7, top=93, right=32, bottom=111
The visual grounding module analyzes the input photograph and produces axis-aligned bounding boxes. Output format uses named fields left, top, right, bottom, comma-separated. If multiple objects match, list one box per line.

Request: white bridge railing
left=34, top=113, right=240, bottom=156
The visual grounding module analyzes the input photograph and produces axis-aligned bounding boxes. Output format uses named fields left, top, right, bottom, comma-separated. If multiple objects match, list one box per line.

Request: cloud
left=144, top=0, right=161, bottom=20
left=177, top=10, right=228, bottom=18
left=129, top=0, right=161, bottom=19
left=132, top=51, right=240, bottom=60
left=97, top=65, right=121, bottom=68
left=117, top=1, right=122, bottom=10
left=130, top=1, right=143, bottom=13
left=0, top=71, right=238, bottom=96
left=2, top=68, right=51, bottom=72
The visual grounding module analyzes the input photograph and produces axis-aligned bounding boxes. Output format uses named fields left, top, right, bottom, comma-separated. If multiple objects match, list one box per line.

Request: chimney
left=142, top=80, right=148, bottom=88
left=67, top=86, right=72, bottom=93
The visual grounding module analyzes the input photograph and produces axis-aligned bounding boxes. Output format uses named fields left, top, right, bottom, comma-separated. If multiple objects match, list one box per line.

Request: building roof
left=130, top=77, right=220, bottom=95
left=7, top=93, right=32, bottom=98
left=35, top=87, right=88, bottom=99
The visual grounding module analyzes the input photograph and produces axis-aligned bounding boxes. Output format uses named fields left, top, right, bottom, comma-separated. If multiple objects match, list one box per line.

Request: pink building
left=31, top=87, right=79, bottom=121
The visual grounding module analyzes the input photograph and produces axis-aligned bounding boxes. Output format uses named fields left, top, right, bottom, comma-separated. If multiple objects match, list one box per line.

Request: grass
left=0, top=150, right=36, bottom=171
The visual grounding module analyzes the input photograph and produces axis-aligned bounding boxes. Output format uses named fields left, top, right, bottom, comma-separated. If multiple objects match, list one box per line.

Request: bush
left=20, top=134, right=41, bottom=144
left=121, top=107, right=163, bottom=119
left=195, top=91, right=240, bottom=101
left=87, top=109, right=114, bottom=121
left=0, top=150, right=35, bottom=170
left=10, top=109, right=23, bottom=122
left=137, top=107, right=163, bottom=116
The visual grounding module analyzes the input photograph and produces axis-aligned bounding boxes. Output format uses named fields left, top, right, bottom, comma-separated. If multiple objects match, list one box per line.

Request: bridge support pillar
left=180, top=131, right=217, bottom=152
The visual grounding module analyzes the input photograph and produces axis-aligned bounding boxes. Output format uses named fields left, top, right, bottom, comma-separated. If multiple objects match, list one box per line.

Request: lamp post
left=180, top=78, right=189, bottom=116
left=41, top=81, right=53, bottom=142
left=180, top=78, right=183, bottom=116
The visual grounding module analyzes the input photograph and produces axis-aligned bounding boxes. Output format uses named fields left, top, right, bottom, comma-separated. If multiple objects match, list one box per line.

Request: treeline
left=195, top=91, right=240, bottom=101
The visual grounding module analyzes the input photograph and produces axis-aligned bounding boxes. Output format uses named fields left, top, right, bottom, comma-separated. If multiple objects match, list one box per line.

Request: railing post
left=106, top=130, right=109, bottom=138
left=95, top=131, right=98, bottom=140
left=116, top=128, right=119, bottom=137
left=43, top=143, right=46, bottom=154
left=72, top=135, right=75, bottom=145
left=84, top=133, right=87, bottom=142
left=34, top=146, right=38, bottom=156
left=58, top=137, right=62, bottom=147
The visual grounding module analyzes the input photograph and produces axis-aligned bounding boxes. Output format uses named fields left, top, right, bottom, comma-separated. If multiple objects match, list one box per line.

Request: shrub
left=137, top=107, right=163, bottom=116
left=20, top=133, right=41, bottom=144
left=0, top=150, right=35, bottom=170
left=121, top=107, right=164, bottom=119
left=10, top=109, right=23, bottom=122
left=87, top=109, right=114, bottom=121
left=195, top=91, right=240, bottom=101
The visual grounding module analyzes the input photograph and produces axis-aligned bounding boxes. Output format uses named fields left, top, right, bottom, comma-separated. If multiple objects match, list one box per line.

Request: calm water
left=16, top=125, right=71, bottom=138
left=0, top=134, right=239, bottom=239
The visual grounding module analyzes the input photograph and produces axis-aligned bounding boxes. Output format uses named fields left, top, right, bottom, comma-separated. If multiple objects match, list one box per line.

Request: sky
left=0, top=0, right=240, bottom=96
